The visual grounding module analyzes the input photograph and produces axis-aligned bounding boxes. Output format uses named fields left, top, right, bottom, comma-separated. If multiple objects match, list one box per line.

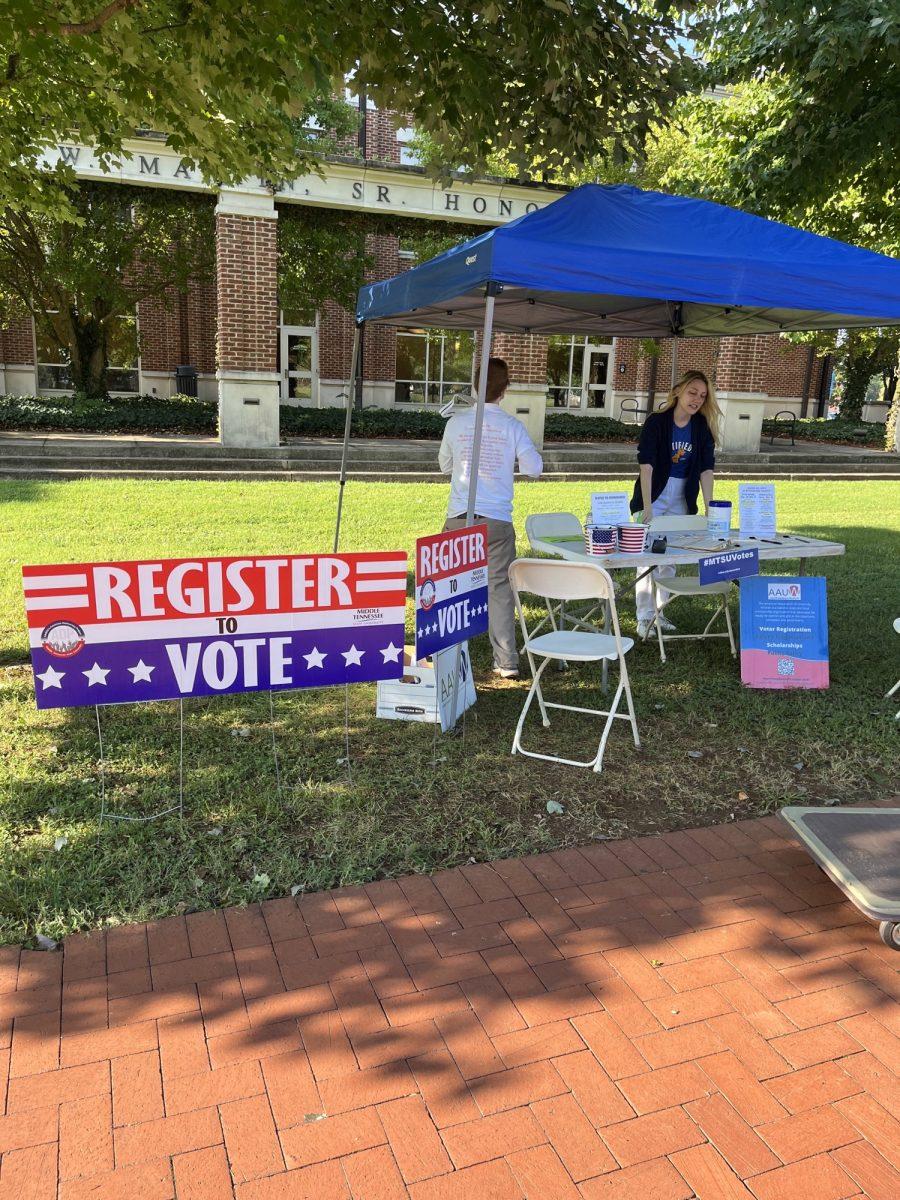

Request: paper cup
left=617, top=523, right=648, bottom=553
left=584, top=524, right=617, bottom=555
left=707, top=500, right=732, bottom=538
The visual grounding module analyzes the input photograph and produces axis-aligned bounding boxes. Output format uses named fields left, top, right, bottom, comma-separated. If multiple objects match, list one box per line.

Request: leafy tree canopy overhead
left=695, top=0, right=900, bottom=214
left=636, top=83, right=900, bottom=420
left=3, top=0, right=698, bottom=221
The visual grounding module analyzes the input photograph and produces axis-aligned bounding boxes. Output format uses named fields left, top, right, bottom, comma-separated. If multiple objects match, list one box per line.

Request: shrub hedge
left=0, top=394, right=639, bottom=442
left=761, top=415, right=885, bottom=448
left=6, top=395, right=886, bottom=449
left=0, top=393, right=217, bottom=435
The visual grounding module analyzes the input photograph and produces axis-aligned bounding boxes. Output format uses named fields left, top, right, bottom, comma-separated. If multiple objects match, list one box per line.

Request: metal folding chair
left=887, top=617, right=900, bottom=719
left=508, top=558, right=639, bottom=773
left=643, top=514, right=736, bottom=664
left=524, top=512, right=606, bottom=636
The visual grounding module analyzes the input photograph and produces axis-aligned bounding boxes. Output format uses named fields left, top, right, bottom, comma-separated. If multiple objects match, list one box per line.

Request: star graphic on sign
left=36, top=665, right=65, bottom=689
left=83, top=662, right=110, bottom=687
left=381, top=642, right=402, bottom=663
left=342, top=645, right=365, bottom=666
left=128, top=660, right=155, bottom=683
left=303, top=647, right=326, bottom=669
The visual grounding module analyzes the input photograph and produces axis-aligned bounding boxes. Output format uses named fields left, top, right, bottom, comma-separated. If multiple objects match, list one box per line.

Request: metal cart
left=781, top=806, right=900, bottom=951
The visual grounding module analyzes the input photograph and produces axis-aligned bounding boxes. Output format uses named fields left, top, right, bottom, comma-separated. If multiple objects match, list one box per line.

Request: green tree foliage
left=644, top=86, right=900, bottom=423
left=696, top=0, right=899, bottom=216
left=278, top=208, right=372, bottom=318
left=0, top=183, right=214, bottom=397
left=692, top=3, right=900, bottom=425
left=2, top=0, right=697, bottom=222
left=277, top=210, right=484, bottom=319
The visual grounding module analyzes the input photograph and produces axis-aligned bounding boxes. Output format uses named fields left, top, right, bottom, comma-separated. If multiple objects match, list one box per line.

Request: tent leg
left=333, top=325, right=362, bottom=553
left=670, top=338, right=679, bottom=389
left=465, top=293, right=497, bottom=525
left=447, top=292, right=497, bottom=730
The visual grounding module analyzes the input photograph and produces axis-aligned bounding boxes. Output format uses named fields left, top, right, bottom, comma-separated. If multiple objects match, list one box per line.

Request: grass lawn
left=1, top=477, right=898, bottom=946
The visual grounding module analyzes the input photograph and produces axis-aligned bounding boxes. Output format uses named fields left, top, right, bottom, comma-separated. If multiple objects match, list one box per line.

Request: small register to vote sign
left=415, top=525, right=489, bottom=660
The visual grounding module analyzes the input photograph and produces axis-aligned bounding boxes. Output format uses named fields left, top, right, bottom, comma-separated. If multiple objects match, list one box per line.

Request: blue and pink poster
left=23, top=552, right=408, bottom=708
left=739, top=576, right=829, bottom=689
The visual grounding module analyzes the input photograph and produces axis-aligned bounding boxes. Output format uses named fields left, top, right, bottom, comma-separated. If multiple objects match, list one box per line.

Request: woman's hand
left=642, top=509, right=652, bottom=524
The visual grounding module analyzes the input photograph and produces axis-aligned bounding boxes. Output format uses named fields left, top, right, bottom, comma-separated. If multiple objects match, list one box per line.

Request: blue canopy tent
left=357, top=183, right=900, bottom=338
left=334, top=183, right=900, bottom=544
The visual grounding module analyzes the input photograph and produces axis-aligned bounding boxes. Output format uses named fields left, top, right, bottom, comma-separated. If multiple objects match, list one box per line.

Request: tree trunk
left=838, top=350, right=873, bottom=422
left=882, top=362, right=897, bottom=409
left=68, top=314, right=109, bottom=398
left=885, top=391, right=900, bottom=453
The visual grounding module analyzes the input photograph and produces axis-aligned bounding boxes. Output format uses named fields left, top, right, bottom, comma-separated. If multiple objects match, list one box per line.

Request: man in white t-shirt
left=439, top=358, right=543, bottom=678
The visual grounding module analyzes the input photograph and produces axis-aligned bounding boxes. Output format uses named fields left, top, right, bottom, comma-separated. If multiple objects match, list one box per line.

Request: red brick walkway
left=2, top=813, right=899, bottom=1199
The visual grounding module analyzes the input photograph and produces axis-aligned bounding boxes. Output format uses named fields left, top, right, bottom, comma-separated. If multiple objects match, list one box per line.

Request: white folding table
left=527, top=527, right=846, bottom=685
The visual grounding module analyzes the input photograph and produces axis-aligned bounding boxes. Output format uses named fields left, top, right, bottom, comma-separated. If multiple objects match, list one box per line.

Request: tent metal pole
left=333, top=324, right=362, bottom=553
left=670, top=338, right=679, bottom=389
left=446, top=289, right=497, bottom=731
left=465, top=291, right=497, bottom=525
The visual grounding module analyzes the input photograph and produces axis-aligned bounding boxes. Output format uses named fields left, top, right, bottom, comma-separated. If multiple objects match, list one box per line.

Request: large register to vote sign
left=415, top=525, right=489, bottom=660
left=23, top=553, right=407, bottom=709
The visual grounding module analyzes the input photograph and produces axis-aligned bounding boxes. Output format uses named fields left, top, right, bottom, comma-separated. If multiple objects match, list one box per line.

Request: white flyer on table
left=590, top=492, right=632, bottom=526
left=739, top=483, right=777, bottom=538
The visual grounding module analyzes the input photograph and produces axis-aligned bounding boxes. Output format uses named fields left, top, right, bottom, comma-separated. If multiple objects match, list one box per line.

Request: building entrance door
left=581, top=344, right=612, bottom=410
left=279, top=324, right=317, bottom=403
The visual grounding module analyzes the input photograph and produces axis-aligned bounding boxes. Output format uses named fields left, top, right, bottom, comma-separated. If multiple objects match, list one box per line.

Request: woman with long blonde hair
left=629, top=370, right=722, bottom=637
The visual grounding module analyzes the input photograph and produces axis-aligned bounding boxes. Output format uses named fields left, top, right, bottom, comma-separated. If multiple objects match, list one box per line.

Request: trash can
left=174, top=365, right=198, bottom=397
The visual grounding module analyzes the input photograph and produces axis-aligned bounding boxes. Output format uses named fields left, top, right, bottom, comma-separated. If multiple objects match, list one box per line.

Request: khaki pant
left=443, top=515, right=519, bottom=672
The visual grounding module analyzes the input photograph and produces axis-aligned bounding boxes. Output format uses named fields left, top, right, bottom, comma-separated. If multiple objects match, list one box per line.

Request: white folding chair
left=524, top=512, right=605, bottom=635
left=525, top=511, right=584, bottom=550
left=887, top=617, right=900, bottom=719
left=508, top=558, right=640, bottom=773
left=643, top=514, right=736, bottom=664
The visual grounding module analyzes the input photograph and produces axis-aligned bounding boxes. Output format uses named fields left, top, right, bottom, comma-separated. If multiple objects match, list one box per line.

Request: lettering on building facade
left=46, top=144, right=554, bottom=223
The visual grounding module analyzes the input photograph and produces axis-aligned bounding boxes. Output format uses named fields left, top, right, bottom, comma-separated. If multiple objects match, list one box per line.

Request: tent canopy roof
left=356, top=184, right=900, bottom=338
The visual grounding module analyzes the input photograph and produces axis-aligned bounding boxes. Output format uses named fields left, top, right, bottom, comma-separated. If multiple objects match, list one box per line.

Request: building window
left=395, top=329, right=474, bottom=405
left=546, top=335, right=613, bottom=411
left=395, top=127, right=420, bottom=166
left=35, top=313, right=139, bottom=393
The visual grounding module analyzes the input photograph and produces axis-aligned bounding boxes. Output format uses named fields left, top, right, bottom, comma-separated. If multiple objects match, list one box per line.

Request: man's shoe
left=636, top=619, right=653, bottom=639
left=492, top=667, right=520, bottom=679
left=657, top=614, right=677, bottom=633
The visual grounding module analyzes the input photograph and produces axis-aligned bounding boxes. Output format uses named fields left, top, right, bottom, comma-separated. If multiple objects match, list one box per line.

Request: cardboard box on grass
left=376, top=642, right=476, bottom=731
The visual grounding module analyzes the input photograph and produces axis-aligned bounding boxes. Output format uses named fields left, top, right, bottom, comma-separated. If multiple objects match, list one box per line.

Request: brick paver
left=1, top=811, right=899, bottom=1197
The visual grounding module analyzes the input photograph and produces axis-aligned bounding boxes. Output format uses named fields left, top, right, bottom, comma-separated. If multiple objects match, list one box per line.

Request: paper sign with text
left=416, top=525, right=489, bottom=659
left=435, top=642, right=477, bottom=732
left=739, top=575, right=829, bottom=689
left=698, top=547, right=759, bottom=586
left=739, top=483, right=777, bottom=538
left=23, top=553, right=407, bottom=708
left=590, top=492, right=632, bottom=527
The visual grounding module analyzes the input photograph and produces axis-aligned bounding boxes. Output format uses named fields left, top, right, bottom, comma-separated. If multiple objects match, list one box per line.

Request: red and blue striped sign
left=415, top=526, right=489, bottom=660
left=23, top=553, right=408, bottom=708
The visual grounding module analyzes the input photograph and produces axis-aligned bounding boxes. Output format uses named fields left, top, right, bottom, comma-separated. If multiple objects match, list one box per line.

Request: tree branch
left=58, top=0, right=142, bottom=37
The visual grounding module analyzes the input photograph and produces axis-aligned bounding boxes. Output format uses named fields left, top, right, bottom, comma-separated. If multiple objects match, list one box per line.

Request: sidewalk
left=1, top=811, right=898, bottom=1198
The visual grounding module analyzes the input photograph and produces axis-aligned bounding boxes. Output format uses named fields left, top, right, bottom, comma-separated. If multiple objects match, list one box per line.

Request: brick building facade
left=4, top=106, right=883, bottom=441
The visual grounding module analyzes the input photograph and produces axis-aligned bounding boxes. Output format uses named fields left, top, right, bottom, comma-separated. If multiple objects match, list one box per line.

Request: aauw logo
left=768, top=582, right=801, bottom=600
left=465, top=255, right=477, bottom=265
